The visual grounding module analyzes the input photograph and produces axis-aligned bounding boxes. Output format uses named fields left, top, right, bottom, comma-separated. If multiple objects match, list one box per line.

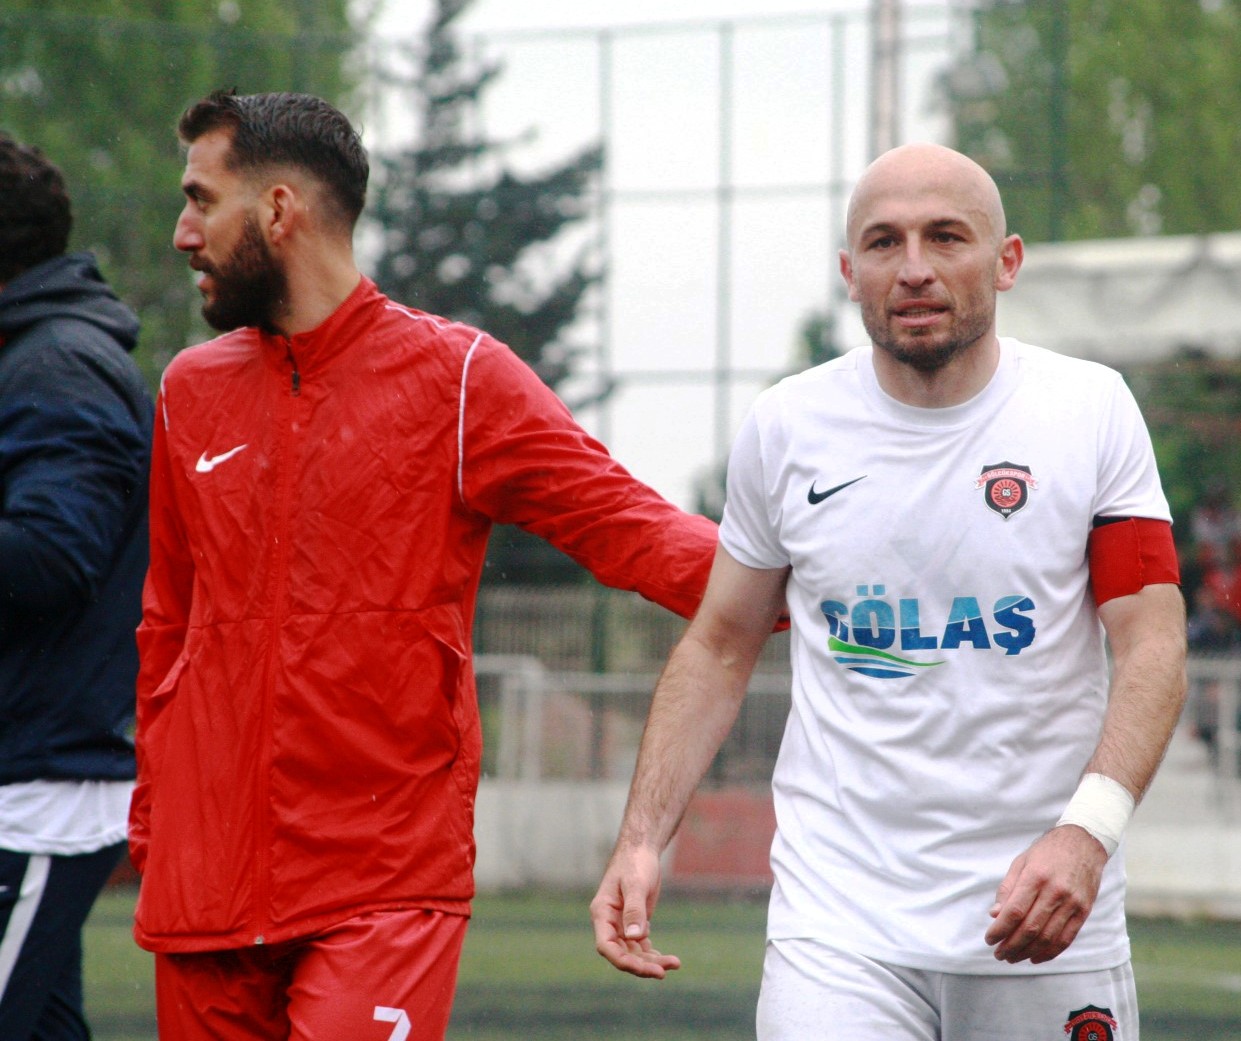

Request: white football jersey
left=720, top=339, right=1172, bottom=974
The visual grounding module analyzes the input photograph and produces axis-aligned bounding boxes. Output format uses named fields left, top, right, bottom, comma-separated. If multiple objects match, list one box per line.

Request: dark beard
left=201, top=219, right=288, bottom=334
left=882, top=336, right=972, bottom=373
left=865, top=306, right=992, bottom=375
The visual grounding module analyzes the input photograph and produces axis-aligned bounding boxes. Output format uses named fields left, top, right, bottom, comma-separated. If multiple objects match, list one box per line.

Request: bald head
left=846, top=143, right=1007, bottom=249
left=837, top=142, right=1024, bottom=404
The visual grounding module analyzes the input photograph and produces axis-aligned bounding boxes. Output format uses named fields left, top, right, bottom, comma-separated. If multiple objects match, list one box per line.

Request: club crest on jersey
left=1063, top=1005, right=1118, bottom=1041
left=977, top=461, right=1036, bottom=519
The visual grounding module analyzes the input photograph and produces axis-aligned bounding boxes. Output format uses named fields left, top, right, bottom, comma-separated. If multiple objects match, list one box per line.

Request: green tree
left=0, top=2, right=358, bottom=386
left=939, top=0, right=1241, bottom=243
left=368, top=0, right=603, bottom=393
left=1125, top=350, right=1241, bottom=589
left=369, top=0, right=605, bottom=585
left=940, top=1, right=1241, bottom=608
left=691, top=310, right=841, bottom=524
left=796, top=309, right=845, bottom=371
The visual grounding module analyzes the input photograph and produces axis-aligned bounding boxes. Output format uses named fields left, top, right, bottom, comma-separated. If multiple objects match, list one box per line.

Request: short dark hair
left=178, top=89, right=369, bottom=230
left=0, top=134, right=72, bottom=283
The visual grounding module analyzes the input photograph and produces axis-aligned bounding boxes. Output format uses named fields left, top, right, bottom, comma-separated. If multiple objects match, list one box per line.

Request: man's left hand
left=984, top=824, right=1108, bottom=964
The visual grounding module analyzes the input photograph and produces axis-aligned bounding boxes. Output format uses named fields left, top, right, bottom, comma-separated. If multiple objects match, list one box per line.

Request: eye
left=183, top=186, right=211, bottom=212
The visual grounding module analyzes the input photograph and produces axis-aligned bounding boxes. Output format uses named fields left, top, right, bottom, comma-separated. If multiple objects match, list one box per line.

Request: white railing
left=476, top=653, right=1241, bottom=794
left=473, top=655, right=1241, bottom=897
left=474, top=655, right=792, bottom=783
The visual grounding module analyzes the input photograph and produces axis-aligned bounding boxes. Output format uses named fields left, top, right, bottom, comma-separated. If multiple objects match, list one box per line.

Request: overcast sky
left=380, top=0, right=943, bottom=33
left=367, top=1, right=958, bottom=507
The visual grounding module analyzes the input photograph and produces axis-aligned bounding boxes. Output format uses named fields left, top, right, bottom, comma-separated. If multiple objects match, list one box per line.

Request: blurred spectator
left=0, top=134, right=152, bottom=1040
left=1190, top=480, right=1240, bottom=575
left=1200, top=533, right=1241, bottom=628
left=1188, top=583, right=1241, bottom=653
left=1185, top=482, right=1240, bottom=621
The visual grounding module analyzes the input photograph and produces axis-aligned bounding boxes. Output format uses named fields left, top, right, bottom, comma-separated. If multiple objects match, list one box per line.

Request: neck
left=872, top=334, right=1001, bottom=408
left=274, top=246, right=362, bottom=337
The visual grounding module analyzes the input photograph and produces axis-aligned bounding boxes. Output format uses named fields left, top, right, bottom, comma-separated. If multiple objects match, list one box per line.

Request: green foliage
left=941, top=1, right=1241, bottom=544
left=0, top=1, right=358, bottom=388
left=368, top=0, right=603, bottom=391
left=692, top=310, right=842, bottom=522
left=1124, top=350, right=1241, bottom=567
left=941, top=0, right=1241, bottom=243
left=797, top=309, right=844, bottom=370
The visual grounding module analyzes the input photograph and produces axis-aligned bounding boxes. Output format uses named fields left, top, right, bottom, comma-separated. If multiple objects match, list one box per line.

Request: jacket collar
left=259, top=276, right=386, bottom=376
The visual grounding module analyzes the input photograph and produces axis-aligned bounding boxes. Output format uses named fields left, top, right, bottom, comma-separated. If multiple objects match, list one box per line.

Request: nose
left=173, top=205, right=202, bottom=254
left=898, top=239, right=935, bottom=287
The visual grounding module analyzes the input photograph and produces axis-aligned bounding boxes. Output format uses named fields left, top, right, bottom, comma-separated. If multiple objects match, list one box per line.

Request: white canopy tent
left=998, top=231, right=1241, bottom=365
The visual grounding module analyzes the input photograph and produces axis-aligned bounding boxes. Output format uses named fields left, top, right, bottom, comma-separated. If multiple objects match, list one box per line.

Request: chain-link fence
left=364, top=3, right=971, bottom=506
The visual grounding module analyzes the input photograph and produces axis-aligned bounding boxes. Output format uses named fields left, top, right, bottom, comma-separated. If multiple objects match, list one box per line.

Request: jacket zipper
left=254, top=339, right=301, bottom=943
left=287, top=343, right=301, bottom=397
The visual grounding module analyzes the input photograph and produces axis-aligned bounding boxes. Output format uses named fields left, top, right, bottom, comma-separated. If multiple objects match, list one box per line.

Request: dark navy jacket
left=0, top=252, right=152, bottom=783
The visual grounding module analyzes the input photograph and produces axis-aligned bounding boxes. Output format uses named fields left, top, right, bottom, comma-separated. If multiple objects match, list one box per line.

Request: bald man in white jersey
left=591, top=144, right=1187, bottom=1040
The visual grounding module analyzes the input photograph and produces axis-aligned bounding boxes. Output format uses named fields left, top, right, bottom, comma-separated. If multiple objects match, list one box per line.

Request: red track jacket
left=131, top=278, right=716, bottom=952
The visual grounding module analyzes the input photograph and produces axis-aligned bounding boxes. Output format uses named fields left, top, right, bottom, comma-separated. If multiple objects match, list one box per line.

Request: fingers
left=984, top=827, right=1106, bottom=965
left=594, top=931, right=682, bottom=979
left=986, top=850, right=1023, bottom=920
left=1028, top=905, right=1087, bottom=965
left=986, top=883, right=1086, bottom=964
left=621, top=885, right=650, bottom=944
left=590, top=903, right=681, bottom=978
left=589, top=852, right=681, bottom=980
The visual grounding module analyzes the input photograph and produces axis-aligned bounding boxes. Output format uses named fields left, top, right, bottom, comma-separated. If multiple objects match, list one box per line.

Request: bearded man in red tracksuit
left=131, top=89, right=719, bottom=1041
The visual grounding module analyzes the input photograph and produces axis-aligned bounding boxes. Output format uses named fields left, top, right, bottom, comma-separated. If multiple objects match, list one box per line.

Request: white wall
left=474, top=727, right=1241, bottom=919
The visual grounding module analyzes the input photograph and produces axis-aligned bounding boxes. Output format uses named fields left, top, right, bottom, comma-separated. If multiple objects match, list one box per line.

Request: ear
left=264, top=183, right=300, bottom=247
left=994, top=233, right=1024, bottom=293
left=839, top=248, right=861, bottom=303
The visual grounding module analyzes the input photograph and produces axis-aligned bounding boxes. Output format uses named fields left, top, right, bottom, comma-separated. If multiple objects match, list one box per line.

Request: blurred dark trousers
left=0, top=842, right=126, bottom=1041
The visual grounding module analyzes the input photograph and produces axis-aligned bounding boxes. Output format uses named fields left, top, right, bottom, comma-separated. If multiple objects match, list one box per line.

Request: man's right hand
left=590, top=844, right=681, bottom=979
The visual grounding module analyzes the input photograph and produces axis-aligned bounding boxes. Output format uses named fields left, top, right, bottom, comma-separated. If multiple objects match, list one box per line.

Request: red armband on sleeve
left=1087, top=517, right=1181, bottom=606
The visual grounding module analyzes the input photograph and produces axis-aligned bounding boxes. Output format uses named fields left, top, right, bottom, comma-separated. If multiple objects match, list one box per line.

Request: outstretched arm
left=591, top=547, right=788, bottom=978
left=458, top=338, right=717, bottom=620
left=985, top=581, right=1187, bottom=964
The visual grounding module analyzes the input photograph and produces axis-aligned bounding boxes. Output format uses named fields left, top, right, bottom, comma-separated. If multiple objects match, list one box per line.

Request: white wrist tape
left=1055, top=773, right=1135, bottom=857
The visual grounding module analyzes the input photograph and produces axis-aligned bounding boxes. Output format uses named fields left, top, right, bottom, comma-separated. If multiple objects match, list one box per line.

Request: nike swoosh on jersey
left=808, top=474, right=867, bottom=505
left=195, top=444, right=249, bottom=473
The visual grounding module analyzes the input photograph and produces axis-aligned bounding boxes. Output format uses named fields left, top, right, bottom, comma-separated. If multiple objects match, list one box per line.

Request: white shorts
left=756, top=938, right=1137, bottom=1041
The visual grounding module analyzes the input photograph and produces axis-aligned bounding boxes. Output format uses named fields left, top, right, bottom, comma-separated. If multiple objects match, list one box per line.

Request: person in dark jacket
left=0, top=133, right=153, bottom=1041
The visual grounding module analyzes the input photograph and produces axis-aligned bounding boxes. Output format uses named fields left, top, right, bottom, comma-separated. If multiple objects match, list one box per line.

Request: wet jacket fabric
left=0, top=252, right=151, bottom=784
left=131, top=277, right=716, bottom=953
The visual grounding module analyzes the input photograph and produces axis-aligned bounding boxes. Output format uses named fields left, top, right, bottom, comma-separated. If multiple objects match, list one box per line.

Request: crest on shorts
left=1063, top=1005, right=1118, bottom=1041
left=976, top=461, right=1036, bottom=520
